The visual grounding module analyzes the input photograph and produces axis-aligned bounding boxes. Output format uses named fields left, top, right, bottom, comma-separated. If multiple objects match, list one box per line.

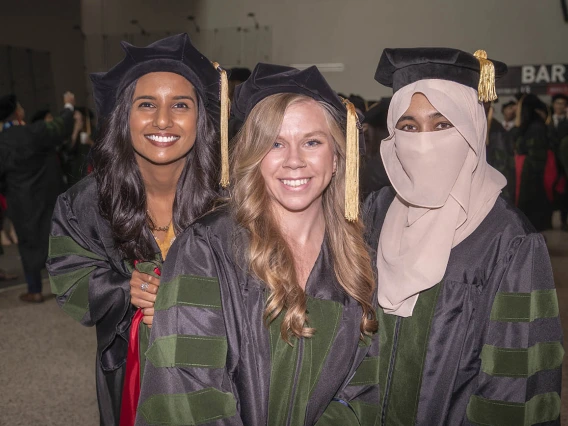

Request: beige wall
left=0, top=0, right=86, bottom=110
left=193, top=0, right=568, bottom=100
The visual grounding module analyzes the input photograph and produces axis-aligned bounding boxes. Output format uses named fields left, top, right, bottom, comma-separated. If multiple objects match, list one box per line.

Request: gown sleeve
left=465, top=233, right=563, bottom=426
left=135, top=225, right=243, bottom=426
left=315, top=332, right=380, bottom=426
left=46, top=190, right=133, bottom=370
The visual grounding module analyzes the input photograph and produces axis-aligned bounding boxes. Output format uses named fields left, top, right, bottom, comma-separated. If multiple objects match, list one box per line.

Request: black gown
left=487, top=118, right=515, bottom=204
left=135, top=208, right=379, bottom=425
left=46, top=176, right=160, bottom=425
left=0, top=109, right=73, bottom=279
left=511, top=121, right=553, bottom=231
left=364, top=187, right=563, bottom=425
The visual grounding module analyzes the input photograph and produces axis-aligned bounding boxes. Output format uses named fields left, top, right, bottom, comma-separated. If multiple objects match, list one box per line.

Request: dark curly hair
left=92, top=79, right=219, bottom=261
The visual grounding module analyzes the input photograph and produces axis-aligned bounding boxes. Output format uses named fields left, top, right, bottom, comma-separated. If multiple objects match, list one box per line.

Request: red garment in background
left=515, top=154, right=526, bottom=207
left=543, top=150, right=559, bottom=203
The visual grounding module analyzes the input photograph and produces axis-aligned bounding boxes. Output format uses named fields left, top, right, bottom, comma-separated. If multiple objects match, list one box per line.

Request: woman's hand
left=130, top=270, right=160, bottom=327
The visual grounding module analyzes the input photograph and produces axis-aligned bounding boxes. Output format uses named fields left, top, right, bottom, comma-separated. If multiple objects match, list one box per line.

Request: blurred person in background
left=361, top=98, right=391, bottom=198
left=0, top=92, right=75, bottom=302
left=31, top=109, right=54, bottom=124
left=0, top=188, right=17, bottom=281
left=548, top=94, right=568, bottom=230
left=511, top=94, right=553, bottom=231
left=556, top=118, right=568, bottom=231
left=63, top=107, right=96, bottom=187
left=551, top=94, right=567, bottom=131
left=501, top=100, right=516, bottom=131
left=485, top=101, right=515, bottom=203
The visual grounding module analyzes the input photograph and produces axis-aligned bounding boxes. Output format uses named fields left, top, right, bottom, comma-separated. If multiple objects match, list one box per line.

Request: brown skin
left=396, top=93, right=454, bottom=133
left=128, top=72, right=199, bottom=326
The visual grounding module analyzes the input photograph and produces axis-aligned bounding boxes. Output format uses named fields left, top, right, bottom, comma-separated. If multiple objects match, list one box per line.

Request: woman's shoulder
left=169, top=204, right=246, bottom=271
left=452, top=196, right=545, bottom=274
left=194, top=203, right=237, bottom=233
left=176, top=203, right=240, bottom=246
left=485, top=196, right=538, bottom=240
left=52, top=175, right=119, bottom=246
left=59, top=174, right=99, bottom=213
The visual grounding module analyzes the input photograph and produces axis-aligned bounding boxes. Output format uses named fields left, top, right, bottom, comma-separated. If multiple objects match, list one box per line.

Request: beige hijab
left=377, top=79, right=506, bottom=317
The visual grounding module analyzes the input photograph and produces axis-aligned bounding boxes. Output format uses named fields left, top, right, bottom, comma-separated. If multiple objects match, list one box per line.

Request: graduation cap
left=90, top=33, right=230, bottom=186
left=232, top=63, right=362, bottom=221
left=0, top=94, right=17, bottom=122
left=375, top=48, right=508, bottom=102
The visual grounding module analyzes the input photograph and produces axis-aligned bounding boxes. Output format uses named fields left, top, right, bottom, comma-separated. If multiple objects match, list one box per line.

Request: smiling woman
left=46, top=34, right=224, bottom=426
left=259, top=97, right=337, bottom=220
left=129, top=72, right=198, bottom=166
left=135, top=64, right=379, bottom=426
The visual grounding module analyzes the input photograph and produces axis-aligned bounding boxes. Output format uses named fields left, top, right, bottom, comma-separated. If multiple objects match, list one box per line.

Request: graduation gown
left=46, top=175, right=160, bottom=426
left=364, top=187, right=563, bottom=426
left=135, top=208, right=379, bottom=426
left=0, top=109, right=73, bottom=275
left=487, top=118, right=515, bottom=204
left=511, top=122, right=553, bottom=231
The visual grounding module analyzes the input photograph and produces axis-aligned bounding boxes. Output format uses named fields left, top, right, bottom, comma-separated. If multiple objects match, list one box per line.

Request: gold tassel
left=473, top=50, right=498, bottom=103
left=213, top=61, right=230, bottom=188
left=342, top=99, right=360, bottom=222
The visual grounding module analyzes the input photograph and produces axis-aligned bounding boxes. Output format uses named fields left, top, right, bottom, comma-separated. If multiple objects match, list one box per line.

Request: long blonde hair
left=231, top=93, right=377, bottom=342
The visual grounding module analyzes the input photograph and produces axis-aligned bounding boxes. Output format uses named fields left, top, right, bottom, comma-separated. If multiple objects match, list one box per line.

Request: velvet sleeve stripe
left=138, top=388, right=237, bottom=425
left=490, top=290, right=559, bottom=322
left=313, top=401, right=360, bottom=425
left=466, top=392, right=561, bottom=426
left=49, top=265, right=96, bottom=296
left=48, top=236, right=105, bottom=261
left=145, top=334, right=228, bottom=369
left=154, top=275, right=222, bottom=311
left=480, top=342, right=564, bottom=378
left=51, top=268, right=94, bottom=322
left=347, top=357, right=380, bottom=386
left=349, top=401, right=381, bottom=425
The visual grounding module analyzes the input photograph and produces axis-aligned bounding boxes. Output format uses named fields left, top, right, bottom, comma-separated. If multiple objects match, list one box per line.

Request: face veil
left=377, top=79, right=506, bottom=317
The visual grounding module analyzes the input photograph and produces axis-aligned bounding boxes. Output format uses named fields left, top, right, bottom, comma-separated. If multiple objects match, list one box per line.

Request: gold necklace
left=146, top=210, right=171, bottom=232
